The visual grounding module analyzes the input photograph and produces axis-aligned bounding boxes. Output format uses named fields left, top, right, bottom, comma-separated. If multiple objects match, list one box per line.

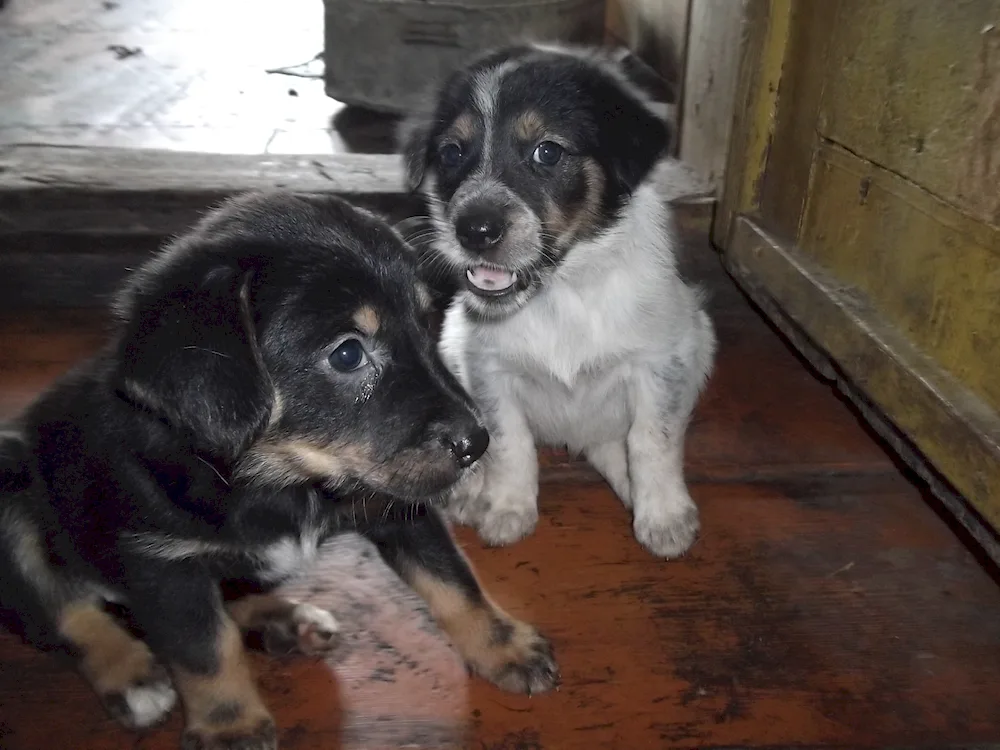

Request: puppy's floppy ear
left=603, top=82, right=672, bottom=194
left=398, top=111, right=434, bottom=192
left=116, top=260, right=273, bottom=460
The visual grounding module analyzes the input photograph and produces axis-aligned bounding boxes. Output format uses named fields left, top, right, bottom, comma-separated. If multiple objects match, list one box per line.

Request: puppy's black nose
left=455, top=210, right=506, bottom=251
left=449, top=425, right=490, bottom=468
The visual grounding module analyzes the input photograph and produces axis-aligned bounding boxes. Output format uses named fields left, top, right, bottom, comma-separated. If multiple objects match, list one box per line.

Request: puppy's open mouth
left=465, top=265, right=518, bottom=297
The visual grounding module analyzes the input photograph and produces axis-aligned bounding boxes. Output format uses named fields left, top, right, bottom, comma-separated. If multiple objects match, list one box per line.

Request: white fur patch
left=258, top=523, right=324, bottom=583
left=291, top=602, right=340, bottom=635
left=122, top=679, right=177, bottom=729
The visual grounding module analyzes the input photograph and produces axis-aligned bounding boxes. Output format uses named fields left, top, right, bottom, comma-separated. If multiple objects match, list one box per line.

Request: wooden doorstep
left=0, top=146, right=409, bottom=235
left=0, top=144, right=710, bottom=308
left=0, top=146, right=420, bottom=308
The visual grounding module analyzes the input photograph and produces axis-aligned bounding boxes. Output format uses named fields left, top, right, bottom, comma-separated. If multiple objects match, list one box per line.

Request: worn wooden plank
left=678, top=0, right=749, bottom=192
left=800, top=141, right=1000, bottom=411
left=756, top=0, right=840, bottom=240
left=0, top=146, right=411, bottom=235
left=0, top=146, right=419, bottom=308
left=820, top=0, right=1000, bottom=228
left=460, top=475, right=1000, bottom=748
left=0, top=149, right=709, bottom=309
left=712, top=0, right=792, bottom=247
left=725, top=215, right=1000, bottom=548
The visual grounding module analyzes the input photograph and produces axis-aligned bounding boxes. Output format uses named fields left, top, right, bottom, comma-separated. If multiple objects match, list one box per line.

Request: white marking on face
left=472, top=60, right=521, bottom=174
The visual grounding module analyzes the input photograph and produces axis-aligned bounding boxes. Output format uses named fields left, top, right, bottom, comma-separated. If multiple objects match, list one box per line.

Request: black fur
left=0, top=192, right=555, bottom=747
left=401, top=44, right=671, bottom=209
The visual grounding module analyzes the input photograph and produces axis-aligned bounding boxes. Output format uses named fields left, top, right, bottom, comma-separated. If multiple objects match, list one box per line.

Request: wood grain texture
left=0, top=146, right=409, bottom=235
left=715, top=0, right=1000, bottom=546
left=801, top=141, right=1000, bottom=412
left=678, top=0, right=748, bottom=192
left=458, top=476, right=1000, bottom=749
left=820, top=0, right=1000, bottom=227
left=725, top=216, right=1000, bottom=553
left=712, top=0, right=792, bottom=248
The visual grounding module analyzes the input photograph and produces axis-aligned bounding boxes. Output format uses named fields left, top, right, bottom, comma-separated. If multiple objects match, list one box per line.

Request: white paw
left=103, top=663, right=177, bottom=730
left=123, top=678, right=177, bottom=729
left=261, top=601, right=341, bottom=656
left=634, top=502, right=700, bottom=559
left=291, top=602, right=340, bottom=654
left=444, top=468, right=487, bottom=526
left=478, top=505, right=539, bottom=547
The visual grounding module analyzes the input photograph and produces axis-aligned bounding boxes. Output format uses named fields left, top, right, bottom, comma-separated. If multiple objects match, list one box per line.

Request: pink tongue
left=467, top=266, right=515, bottom=291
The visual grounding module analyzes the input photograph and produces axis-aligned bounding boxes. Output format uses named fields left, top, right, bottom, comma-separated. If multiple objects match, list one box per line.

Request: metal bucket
left=324, top=0, right=607, bottom=113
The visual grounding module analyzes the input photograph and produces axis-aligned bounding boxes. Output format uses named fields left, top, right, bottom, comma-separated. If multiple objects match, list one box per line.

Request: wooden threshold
left=0, top=145, right=417, bottom=308
left=0, top=144, right=410, bottom=234
left=0, top=145, right=711, bottom=308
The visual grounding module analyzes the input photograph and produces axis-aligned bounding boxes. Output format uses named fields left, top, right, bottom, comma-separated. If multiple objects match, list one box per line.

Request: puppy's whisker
left=381, top=497, right=395, bottom=522
left=181, top=345, right=232, bottom=359
left=195, top=455, right=230, bottom=487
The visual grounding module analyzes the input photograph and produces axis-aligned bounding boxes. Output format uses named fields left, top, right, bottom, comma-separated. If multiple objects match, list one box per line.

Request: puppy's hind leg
left=58, top=600, right=178, bottom=730
left=125, top=560, right=276, bottom=750
left=361, top=507, right=559, bottom=695
left=0, top=505, right=176, bottom=729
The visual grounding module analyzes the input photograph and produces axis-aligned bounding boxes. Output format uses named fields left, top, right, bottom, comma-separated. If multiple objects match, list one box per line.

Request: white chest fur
left=439, top=182, right=709, bottom=452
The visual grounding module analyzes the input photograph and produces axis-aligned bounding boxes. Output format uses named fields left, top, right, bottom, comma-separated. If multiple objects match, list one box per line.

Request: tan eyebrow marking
left=352, top=305, right=380, bottom=336
left=514, top=109, right=546, bottom=141
left=448, top=111, right=477, bottom=141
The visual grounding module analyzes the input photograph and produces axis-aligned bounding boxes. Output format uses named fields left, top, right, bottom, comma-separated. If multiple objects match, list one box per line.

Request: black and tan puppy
left=0, top=193, right=558, bottom=750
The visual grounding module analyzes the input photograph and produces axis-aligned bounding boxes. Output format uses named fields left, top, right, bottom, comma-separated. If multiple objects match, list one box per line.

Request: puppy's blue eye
left=329, top=339, right=368, bottom=372
left=532, top=141, right=564, bottom=166
left=439, top=143, right=463, bottom=168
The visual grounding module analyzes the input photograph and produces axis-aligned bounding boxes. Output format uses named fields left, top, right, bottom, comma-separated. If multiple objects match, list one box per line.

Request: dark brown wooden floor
left=2, top=207, right=1000, bottom=750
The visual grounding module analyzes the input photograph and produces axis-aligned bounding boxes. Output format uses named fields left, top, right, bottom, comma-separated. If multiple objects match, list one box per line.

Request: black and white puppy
left=0, top=193, right=557, bottom=750
left=400, top=44, right=716, bottom=558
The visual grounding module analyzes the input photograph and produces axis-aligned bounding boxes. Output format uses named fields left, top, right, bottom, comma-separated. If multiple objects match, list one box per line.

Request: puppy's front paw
left=467, top=615, right=560, bottom=695
left=100, top=659, right=177, bottom=730
left=181, top=715, right=277, bottom=750
left=443, top=469, right=487, bottom=526
left=478, top=505, right=539, bottom=547
left=260, top=602, right=341, bottom=657
left=634, top=501, right=700, bottom=558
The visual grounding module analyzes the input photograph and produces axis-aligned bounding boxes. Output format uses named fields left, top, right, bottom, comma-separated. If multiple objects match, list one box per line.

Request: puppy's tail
left=0, top=425, right=32, bottom=494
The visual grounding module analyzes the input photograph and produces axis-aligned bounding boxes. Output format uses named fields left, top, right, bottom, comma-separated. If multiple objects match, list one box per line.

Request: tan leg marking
left=174, top=616, right=276, bottom=750
left=407, top=568, right=559, bottom=695
left=58, top=601, right=176, bottom=729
